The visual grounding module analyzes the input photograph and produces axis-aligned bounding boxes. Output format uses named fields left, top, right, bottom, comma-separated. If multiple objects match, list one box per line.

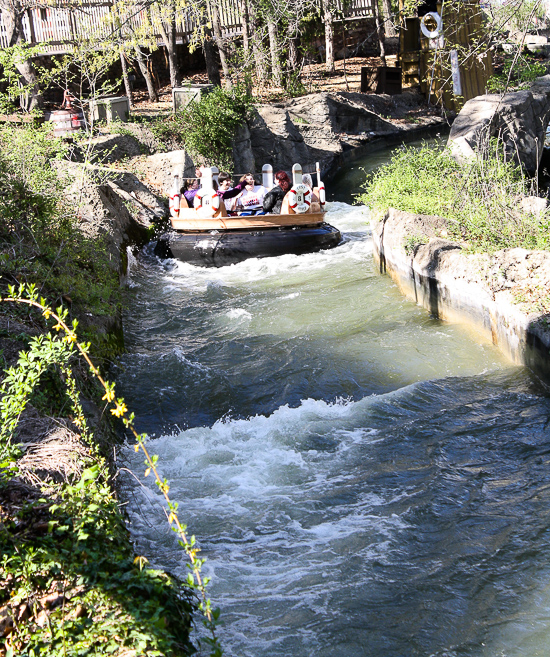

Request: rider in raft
left=218, top=172, right=248, bottom=215
left=263, top=171, right=291, bottom=214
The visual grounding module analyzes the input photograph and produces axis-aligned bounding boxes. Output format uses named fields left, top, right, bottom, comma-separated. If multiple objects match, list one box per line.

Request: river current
left=118, top=167, right=550, bottom=656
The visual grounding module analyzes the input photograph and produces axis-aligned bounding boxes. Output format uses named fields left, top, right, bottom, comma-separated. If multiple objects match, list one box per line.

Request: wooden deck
left=0, top=0, right=373, bottom=52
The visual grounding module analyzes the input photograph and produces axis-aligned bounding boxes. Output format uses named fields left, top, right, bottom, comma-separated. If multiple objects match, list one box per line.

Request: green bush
left=358, top=143, right=550, bottom=253
left=152, top=85, right=254, bottom=169
left=0, top=124, right=121, bottom=362
left=0, top=125, right=70, bottom=235
left=487, top=54, right=547, bottom=93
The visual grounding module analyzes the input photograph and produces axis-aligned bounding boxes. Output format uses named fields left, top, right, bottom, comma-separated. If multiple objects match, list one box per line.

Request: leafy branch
left=0, top=282, right=222, bottom=656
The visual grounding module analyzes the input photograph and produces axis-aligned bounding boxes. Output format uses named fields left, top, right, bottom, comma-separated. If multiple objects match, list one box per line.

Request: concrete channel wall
left=372, top=208, right=550, bottom=382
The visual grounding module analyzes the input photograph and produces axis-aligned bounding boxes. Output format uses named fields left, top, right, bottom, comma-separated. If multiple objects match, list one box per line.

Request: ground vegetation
left=359, top=143, right=550, bottom=254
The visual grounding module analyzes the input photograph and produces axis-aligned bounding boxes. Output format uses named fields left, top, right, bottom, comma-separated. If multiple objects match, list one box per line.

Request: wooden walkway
left=0, top=0, right=374, bottom=53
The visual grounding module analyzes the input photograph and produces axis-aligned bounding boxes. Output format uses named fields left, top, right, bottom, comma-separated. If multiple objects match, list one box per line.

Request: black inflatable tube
left=154, top=223, right=342, bottom=267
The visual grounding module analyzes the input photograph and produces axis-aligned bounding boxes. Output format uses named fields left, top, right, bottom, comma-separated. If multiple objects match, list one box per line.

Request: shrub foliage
left=152, top=85, right=254, bottom=169
left=358, top=144, right=550, bottom=253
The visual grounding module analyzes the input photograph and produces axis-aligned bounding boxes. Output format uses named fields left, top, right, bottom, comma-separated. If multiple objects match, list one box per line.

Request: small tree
left=0, top=0, right=43, bottom=110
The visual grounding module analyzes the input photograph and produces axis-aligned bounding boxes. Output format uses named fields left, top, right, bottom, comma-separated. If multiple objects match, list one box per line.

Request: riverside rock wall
left=234, top=91, right=446, bottom=176
left=372, top=208, right=550, bottom=380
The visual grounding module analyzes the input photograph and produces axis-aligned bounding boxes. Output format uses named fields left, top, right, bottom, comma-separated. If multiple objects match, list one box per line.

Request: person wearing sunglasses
left=233, top=173, right=267, bottom=215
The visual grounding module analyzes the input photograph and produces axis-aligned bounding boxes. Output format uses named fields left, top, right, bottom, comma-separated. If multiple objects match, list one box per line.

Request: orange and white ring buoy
left=288, top=184, right=311, bottom=214
left=194, top=189, right=221, bottom=217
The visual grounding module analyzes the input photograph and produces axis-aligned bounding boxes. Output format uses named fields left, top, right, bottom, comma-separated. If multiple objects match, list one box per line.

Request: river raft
left=155, top=163, right=342, bottom=267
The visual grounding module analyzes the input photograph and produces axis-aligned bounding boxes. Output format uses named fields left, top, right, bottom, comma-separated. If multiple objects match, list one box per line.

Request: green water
left=118, top=145, right=550, bottom=657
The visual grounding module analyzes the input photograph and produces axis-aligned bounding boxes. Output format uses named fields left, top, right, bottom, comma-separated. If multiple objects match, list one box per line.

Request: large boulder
left=233, top=92, right=397, bottom=175
left=448, top=76, right=550, bottom=173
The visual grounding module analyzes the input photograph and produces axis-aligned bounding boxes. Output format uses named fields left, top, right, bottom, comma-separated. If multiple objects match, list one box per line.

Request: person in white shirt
left=218, top=172, right=247, bottom=215
left=302, top=173, right=319, bottom=203
left=233, top=173, right=267, bottom=215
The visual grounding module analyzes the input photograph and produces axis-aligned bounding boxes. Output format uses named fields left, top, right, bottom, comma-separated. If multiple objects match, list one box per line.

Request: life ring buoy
left=420, top=11, right=442, bottom=39
left=169, top=191, right=181, bottom=218
left=318, top=184, right=326, bottom=208
left=288, top=183, right=311, bottom=214
left=194, top=189, right=220, bottom=217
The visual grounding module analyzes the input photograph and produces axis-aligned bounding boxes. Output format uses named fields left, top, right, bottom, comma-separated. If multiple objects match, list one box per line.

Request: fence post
left=26, top=8, right=36, bottom=44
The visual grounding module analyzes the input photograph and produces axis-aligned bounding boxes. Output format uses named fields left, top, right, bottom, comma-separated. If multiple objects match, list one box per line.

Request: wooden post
left=26, top=8, right=36, bottom=44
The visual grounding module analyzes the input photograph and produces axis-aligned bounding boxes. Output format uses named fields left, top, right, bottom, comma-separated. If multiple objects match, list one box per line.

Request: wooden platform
left=171, top=211, right=326, bottom=232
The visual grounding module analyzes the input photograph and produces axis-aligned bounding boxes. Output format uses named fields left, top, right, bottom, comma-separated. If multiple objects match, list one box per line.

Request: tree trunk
left=209, top=0, right=232, bottom=88
left=381, top=0, right=397, bottom=37
left=203, top=29, right=222, bottom=87
left=249, top=1, right=267, bottom=83
left=239, top=0, right=250, bottom=61
left=373, top=0, right=386, bottom=66
left=2, top=0, right=43, bottom=111
left=168, top=18, right=181, bottom=87
left=120, top=50, right=133, bottom=109
left=288, top=33, right=300, bottom=72
left=158, top=5, right=180, bottom=88
left=321, top=0, right=335, bottom=73
left=267, top=18, right=282, bottom=87
left=134, top=46, right=158, bottom=102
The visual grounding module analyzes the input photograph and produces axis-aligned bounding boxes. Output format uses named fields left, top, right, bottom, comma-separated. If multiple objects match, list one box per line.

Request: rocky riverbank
left=366, top=76, right=550, bottom=381
left=0, top=123, right=194, bottom=655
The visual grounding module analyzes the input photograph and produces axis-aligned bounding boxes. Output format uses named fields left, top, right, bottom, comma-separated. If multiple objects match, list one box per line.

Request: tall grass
left=358, top=144, right=550, bottom=253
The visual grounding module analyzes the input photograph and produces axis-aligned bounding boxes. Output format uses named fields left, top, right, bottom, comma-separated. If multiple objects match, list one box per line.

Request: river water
left=118, top=149, right=550, bottom=657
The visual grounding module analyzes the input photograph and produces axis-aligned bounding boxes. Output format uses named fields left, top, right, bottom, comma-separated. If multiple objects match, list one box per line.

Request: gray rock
left=448, top=76, right=550, bottom=173
left=519, top=194, right=547, bottom=216
left=526, top=43, right=550, bottom=56
left=140, top=149, right=195, bottom=193
left=235, top=92, right=398, bottom=176
left=525, top=34, right=548, bottom=46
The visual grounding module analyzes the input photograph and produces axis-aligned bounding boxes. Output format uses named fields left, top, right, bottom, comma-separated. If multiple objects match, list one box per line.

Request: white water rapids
left=117, top=200, right=550, bottom=657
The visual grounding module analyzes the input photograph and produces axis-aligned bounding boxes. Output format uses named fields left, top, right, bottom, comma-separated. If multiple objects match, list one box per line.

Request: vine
left=0, top=283, right=222, bottom=656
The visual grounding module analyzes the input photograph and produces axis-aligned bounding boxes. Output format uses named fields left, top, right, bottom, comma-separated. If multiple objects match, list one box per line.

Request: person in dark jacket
left=263, top=171, right=291, bottom=214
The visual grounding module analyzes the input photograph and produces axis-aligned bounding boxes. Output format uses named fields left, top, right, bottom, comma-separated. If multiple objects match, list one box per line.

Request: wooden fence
left=399, top=0, right=493, bottom=109
left=0, top=0, right=374, bottom=52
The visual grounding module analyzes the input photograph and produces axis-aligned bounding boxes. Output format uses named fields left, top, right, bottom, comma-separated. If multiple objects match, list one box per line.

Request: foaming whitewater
left=118, top=198, right=550, bottom=656
left=157, top=202, right=371, bottom=291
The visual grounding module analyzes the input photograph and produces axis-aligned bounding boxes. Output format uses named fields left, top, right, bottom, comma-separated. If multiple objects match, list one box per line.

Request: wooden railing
left=0, top=0, right=373, bottom=52
left=336, top=0, right=374, bottom=19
